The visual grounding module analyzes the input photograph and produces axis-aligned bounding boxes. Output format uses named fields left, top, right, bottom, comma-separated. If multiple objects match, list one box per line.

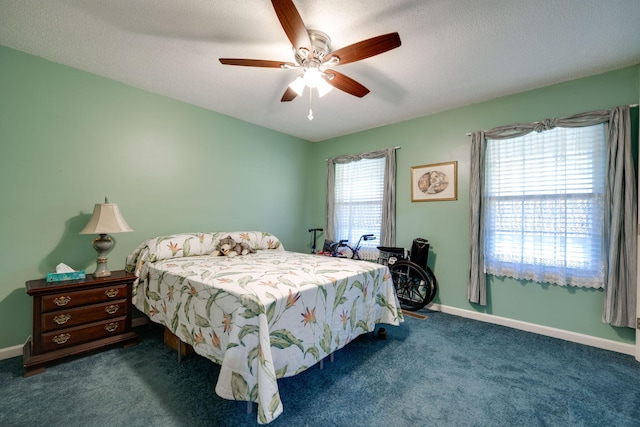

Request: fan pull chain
left=308, top=87, right=314, bottom=121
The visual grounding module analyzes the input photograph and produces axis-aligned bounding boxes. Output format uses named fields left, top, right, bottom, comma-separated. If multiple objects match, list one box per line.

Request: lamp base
left=93, top=257, right=112, bottom=277
left=92, top=234, right=113, bottom=277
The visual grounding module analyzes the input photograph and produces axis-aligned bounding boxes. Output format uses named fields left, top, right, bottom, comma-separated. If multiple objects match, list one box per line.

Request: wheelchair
left=377, top=238, right=437, bottom=311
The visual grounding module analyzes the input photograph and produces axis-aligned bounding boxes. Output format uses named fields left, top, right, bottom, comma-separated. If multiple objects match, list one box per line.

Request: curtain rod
left=464, top=103, right=640, bottom=136
left=325, top=146, right=400, bottom=161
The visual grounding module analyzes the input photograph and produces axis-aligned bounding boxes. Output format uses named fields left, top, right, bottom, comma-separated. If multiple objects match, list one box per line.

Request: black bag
left=410, top=238, right=430, bottom=270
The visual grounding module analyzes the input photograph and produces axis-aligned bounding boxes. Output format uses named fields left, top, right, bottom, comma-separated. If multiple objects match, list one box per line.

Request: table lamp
left=80, top=198, right=133, bottom=277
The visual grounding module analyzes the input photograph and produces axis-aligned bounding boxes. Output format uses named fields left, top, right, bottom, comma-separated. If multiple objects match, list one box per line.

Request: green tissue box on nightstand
left=46, top=270, right=86, bottom=282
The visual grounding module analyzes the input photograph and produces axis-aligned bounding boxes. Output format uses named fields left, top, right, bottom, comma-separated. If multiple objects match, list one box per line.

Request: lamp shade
left=80, top=202, right=133, bottom=234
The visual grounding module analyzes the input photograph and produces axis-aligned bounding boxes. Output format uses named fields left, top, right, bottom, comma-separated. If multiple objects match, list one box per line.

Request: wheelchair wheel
left=389, top=260, right=437, bottom=311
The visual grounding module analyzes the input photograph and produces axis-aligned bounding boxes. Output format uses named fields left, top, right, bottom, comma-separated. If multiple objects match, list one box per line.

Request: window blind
left=483, top=124, right=606, bottom=287
left=334, top=157, right=385, bottom=259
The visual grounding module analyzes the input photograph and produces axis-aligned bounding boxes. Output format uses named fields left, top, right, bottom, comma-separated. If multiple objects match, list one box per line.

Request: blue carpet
left=1, top=311, right=639, bottom=426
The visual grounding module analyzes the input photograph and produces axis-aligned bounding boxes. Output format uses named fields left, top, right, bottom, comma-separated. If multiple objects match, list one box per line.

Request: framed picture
left=411, top=161, right=458, bottom=202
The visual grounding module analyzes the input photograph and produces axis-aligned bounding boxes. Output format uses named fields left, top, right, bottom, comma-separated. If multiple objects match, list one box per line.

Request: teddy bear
left=211, top=236, right=255, bottom=257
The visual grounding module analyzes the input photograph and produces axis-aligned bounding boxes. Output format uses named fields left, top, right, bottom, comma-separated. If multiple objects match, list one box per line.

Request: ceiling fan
left=219, top=0, right=401, bottom=104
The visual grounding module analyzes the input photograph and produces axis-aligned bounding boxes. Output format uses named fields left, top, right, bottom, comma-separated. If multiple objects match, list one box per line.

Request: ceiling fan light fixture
left=288, top=76, right=306, bottom=96
left=316, top=77, right=333, bottom=98
left=302, top=66, right=322, bottom=88
left=289, top=68, right=333, bottom=98
left=303, top=66, right=333, bottom=97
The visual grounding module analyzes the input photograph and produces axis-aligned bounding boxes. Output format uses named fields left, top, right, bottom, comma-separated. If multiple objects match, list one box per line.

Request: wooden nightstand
left=23, top=270, right=138, bottom=376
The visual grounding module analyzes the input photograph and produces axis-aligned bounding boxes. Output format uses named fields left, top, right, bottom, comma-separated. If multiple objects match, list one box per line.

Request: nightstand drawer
left=41, top=284, right=129, bottom=312
left=41, top=299, right=128, bottom=332
left=41, top=316, right=128, bottom=352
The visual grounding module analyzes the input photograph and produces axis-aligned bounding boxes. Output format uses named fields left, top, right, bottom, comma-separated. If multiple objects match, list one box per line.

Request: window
left=483, top=124, right=606, bottom=288
left=333, top=157, right=385, bottom=258
left=326, top=148, right=396, bottom=260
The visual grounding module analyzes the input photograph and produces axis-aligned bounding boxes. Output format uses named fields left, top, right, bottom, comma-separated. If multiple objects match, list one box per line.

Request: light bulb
left=303, top=67, right=322, bottom=88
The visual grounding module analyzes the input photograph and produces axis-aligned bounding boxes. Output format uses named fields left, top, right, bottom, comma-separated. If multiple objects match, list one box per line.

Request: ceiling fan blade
left=281, top=87, right=299, bottom=102
left=219, top=58, right=296, bottom=68
left=324, top=32, right=401, bottom=65
left=271, top=0, right=311, bottom=53
left=325, top=70, right=370, bottom=98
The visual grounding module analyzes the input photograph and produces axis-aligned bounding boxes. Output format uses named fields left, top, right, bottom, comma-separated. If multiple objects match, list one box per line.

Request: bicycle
left=329, top=234, right=376, bottom=260
left=377, top=238, right=437, bottom=311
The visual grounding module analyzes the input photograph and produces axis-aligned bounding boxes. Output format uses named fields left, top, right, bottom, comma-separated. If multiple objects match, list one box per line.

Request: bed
left=125, top=231, right=403, bottom=424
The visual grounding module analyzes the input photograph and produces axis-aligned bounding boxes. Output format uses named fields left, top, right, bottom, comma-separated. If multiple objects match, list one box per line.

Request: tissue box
left=46, top=270, right=86, bottom=283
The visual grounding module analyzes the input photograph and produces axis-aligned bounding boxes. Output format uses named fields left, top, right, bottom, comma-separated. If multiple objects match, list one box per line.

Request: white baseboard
left=1, top=308, right=633, bottom=360
left=428, top=303, right=636, bottom=356
left=0, top=344, right=22, bottom=361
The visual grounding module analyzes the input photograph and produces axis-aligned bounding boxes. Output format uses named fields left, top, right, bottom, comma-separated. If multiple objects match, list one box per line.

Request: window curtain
left=326, top=147, right=396, bottom=246
left=603, top=107, right=637, bottom=327
left=468, top=107, right=637, bottom=328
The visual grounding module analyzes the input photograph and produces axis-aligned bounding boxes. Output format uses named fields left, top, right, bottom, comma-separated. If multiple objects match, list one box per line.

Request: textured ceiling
left=1, top=0, right=639, bottom=142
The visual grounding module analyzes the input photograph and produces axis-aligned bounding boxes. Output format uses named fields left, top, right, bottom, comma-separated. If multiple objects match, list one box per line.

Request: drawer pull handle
left=53, top=314, right=71, bottom=325
left=53, top=296, right=71, bottom=306
left=104, top=322, right=119, bottom=333
left=52, top=333, right=71, bottom=345
left=104, top=305, right=119, bottom=315
left=105, top=288, right=119, bottom=298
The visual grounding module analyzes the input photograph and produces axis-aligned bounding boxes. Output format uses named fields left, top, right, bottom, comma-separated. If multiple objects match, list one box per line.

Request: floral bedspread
left=126, top=232, right=403, bottom=424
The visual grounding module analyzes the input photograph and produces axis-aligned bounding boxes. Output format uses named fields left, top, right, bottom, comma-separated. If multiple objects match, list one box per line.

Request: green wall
left=0, top=45, right=311, bottom=348
left=1, top=42, right=638, bottom=351
left=308, top=65, right=640, bottom=345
